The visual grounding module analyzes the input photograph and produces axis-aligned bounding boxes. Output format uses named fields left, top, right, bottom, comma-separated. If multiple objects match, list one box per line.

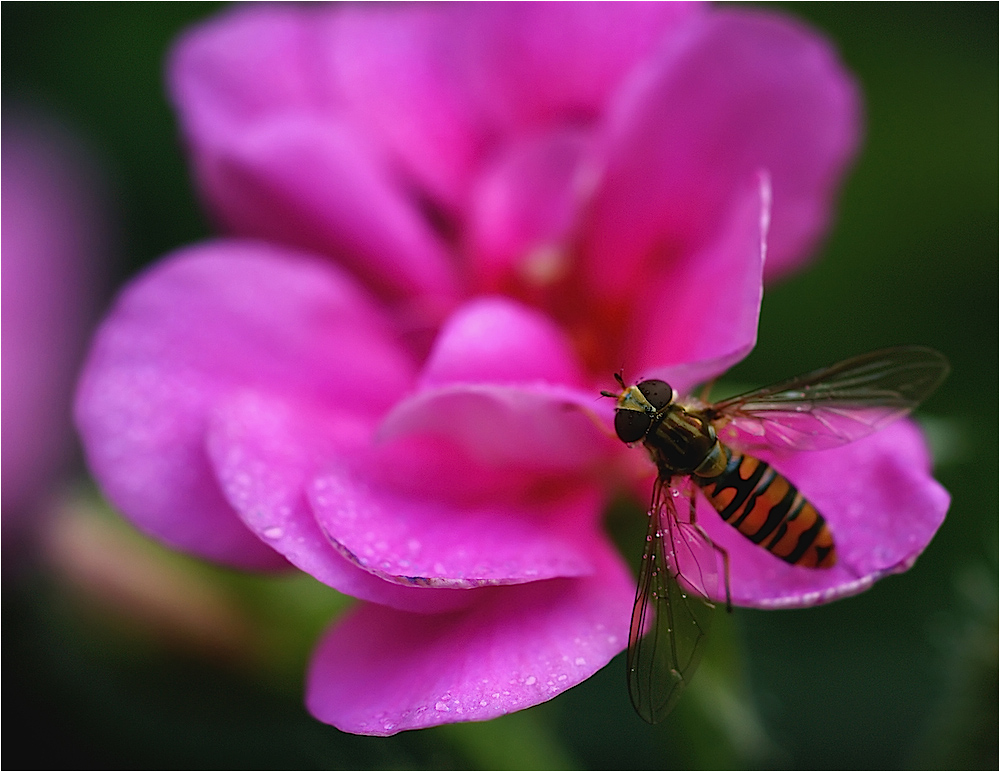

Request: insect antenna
left=600, top=369, right=628, bottom=399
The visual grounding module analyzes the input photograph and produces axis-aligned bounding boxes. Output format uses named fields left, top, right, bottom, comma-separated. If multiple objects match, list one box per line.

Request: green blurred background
left=4, top=3, right=996, bottom=768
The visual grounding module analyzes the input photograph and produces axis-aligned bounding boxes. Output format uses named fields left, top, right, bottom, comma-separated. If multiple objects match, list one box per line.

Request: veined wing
left=707, top=346, right=949, bottom=452
left=627, top=477, right=716, bottom=724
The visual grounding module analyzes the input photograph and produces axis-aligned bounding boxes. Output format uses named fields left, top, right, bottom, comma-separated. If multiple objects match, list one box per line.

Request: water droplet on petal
left=435, top=701, right=449, bottom=712
left=262, top=526, right=284, bottom=540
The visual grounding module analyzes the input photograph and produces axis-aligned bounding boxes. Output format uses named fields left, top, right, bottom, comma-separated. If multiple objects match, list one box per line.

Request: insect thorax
left=644, top=406, right=725, bottom=477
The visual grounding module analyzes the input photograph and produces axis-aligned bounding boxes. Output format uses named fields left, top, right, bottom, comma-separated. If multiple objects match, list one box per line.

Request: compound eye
left=637, top=379, right=673, bottom=409
left=614, top=409, right=651, bottom=443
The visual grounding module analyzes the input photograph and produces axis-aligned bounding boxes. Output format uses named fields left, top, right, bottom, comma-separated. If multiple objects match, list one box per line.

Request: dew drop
left=525, top=676, right=537, bottom=686
left=575, top=657, right=586, bottom=666
left=262, top=526, right=284, bottom=540
left=435, top=701, right=449, bottom=712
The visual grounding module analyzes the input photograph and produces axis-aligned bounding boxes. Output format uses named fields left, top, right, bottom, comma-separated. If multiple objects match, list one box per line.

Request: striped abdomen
left=694, top=445, right=836, bottom=568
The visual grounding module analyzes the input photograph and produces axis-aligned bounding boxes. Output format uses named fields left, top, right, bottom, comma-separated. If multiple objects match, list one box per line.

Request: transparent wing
left=708, top=346, right=949, bottom=451
left=627, top=478, right=716, bottom=724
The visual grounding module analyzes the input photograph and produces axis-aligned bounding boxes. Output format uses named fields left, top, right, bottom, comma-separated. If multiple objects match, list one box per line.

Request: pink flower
left=3, top=113, right=107, bottom=544
left=75, top=4, right=947, bottom=735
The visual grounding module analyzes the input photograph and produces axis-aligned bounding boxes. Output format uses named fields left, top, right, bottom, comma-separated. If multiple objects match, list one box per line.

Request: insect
left=601, top=346, right=949, bottom=723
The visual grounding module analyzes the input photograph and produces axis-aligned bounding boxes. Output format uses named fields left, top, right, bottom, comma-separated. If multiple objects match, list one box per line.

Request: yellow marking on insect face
left=616, top=385, right=654, bottom=414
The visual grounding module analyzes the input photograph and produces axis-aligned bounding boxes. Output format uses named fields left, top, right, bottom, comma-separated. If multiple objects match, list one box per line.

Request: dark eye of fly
left=637, top=379, right=673, bottom=409
left=614, top=410, right=651, bottom=443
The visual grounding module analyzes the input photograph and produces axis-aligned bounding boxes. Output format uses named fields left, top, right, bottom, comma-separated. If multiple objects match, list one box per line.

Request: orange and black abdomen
left=694, top=445, right=836, bottom=568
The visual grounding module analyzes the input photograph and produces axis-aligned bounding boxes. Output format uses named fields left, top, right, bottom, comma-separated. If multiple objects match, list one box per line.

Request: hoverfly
left=601, top=346, right=949, bottom=723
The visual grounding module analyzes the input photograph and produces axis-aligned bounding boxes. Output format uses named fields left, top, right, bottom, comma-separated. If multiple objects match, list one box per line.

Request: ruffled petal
left=378, top=297, right=614, bottom=473
left=169, top=6, right=457, bottom=303
left=185, top=117, right=457, bottom=304
left=379, top=383, right=614, bottom=477
left=167, top=5, right=335, bottom=141
left=626, top=173, right=769, bottom=395
left=310, top=458, right=604, bottom=588
left=323, top=4, right=484, bottom=210
left=324, top=3, right=700, bottom=208
left=452, top=2, right=703, bottom=133
left=696, top=420, right=950, bottom=608
left=419, top=296, right=585, bottom=388
left=207, top=390, right=470, bottom=613
left=585, top=8, right=860, bottom=296
left=305, top=540, right=635, bottom=735
left=75, top=241, right=414, bottom=569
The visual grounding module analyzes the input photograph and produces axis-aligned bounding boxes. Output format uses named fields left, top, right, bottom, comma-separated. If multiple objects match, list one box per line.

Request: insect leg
left=685, top=487, right=733, bottom=612
left=713, top=542, right=733, bottom=613
left=697, top=378, right=717, bottom=404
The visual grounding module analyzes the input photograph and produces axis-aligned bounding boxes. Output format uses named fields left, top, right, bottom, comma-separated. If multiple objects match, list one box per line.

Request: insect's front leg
left=696, top=378, right=717, bottom=405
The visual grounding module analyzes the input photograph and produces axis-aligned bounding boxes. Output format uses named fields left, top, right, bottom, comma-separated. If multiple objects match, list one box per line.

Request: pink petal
left=328, top=3, right=699, bottom=209
left=419, top=297, right=585, bottom=388
left=696, top=420, right=949, bottom=608
left=453, top=2, right=703, bottom=133
left=626, top=173, right=769, bottom=394
left=323, top=5, right=485, bottom=210
left=305, top=540, right=635, bottom=735
left=186, top=116, right=458, bottom=303
left=169, top=6, right=457, bottom=302
left=585, top=8, right=860, bottom=296
left=207, top=390, right=470, bottom=614
left=167, top=5, right=335, bottom=142
left=310, top=463, right=604, bottom=588
left=75, top=241, right=414, bottom=569
left=378, top=297, right=616, bottom=472
left=379, top=383, right=615, bottom=477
